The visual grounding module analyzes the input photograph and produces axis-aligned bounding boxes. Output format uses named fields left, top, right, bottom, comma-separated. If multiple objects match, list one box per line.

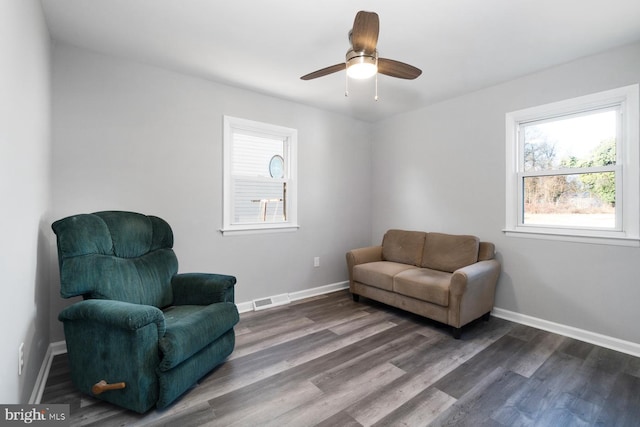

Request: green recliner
left=52, top=211, right=239, bottom=413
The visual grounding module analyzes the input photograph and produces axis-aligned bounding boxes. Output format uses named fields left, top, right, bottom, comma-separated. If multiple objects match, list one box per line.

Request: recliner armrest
left=450, top=259, right=501, bottom=296
left=58, top=299, right=166, bottom=335
left=171, top=273, right=236, bottom=305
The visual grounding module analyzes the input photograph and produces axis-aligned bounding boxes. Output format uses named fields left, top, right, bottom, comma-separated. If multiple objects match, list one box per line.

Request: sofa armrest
left=346, top=246, right=383, bottom=284
left=346, top=246, right=383, bottom=267
left=59, top=299, right=166, bottom=335
left=171, top=273, right=236, bottom=305
left=450, top=259, right=501, bottom=296
left=448, top=259, right=501, bottom=328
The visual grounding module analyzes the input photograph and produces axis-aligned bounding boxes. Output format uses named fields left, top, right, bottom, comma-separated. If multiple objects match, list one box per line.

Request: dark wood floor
left=41, top=290, right=640, bottom=426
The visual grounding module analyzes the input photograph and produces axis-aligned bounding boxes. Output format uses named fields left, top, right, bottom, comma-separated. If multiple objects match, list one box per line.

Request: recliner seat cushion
left=353, top=261, right=418, bottom=291
left=158, top=302, right=239, bottom=371
left=421, top=232, right=479, bottom=273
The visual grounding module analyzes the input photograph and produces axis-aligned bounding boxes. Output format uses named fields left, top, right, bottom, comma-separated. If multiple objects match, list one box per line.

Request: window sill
left=503, top=228, right=640, bottom=247
left=220, top=224, right=300, bottom=236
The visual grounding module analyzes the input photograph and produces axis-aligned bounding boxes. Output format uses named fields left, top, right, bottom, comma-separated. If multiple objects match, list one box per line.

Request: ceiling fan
left=300, top=11, right=422, bottom=83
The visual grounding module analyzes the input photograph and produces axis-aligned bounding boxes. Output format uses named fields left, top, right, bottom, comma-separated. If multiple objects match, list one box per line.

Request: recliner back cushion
left=421, top=232, right=479, bottom=273
left=53, top=211, right=177, bottom=307
left=382, top=229, right=427, bottom=266
left=97, top=210, right=155, bottom=258
left=53, top=214, right=113, bottom=258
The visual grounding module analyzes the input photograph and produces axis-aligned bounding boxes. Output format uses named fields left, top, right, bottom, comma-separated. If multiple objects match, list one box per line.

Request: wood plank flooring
left=41, top=290, right=640, bottom=426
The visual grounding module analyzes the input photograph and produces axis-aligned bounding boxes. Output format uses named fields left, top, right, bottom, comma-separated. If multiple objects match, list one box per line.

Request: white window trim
left=504, top=85, right=640, bottom=247
left=221, top=115, right=299, bottom=236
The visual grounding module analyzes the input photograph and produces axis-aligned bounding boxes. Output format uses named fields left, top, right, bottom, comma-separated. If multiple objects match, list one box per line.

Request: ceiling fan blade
left=377, top=58, right=422, bottom=80
left=300, top=63, right=346, bottom=80
left=351, top=11, right=379, bottom=53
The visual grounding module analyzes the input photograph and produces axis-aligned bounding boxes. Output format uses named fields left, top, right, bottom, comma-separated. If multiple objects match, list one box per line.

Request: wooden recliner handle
left=92, top=380, right=126, bottom=395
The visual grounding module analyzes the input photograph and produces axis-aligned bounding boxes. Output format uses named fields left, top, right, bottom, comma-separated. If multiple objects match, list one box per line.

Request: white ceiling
left=40, top=0, right=640, bottom=122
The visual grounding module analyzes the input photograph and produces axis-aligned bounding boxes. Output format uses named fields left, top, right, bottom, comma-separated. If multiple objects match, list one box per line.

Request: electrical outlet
left=313, top=256, right=320, bottom=267
left=18, top=343, right=24, bottom=376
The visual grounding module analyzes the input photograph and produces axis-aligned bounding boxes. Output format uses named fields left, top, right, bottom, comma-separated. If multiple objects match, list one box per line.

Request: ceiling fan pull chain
left=345, top=70, right=349, bottom=97
left=374, top=52, right=379, bottom=101
left=374, top=72, right=379, bottom=101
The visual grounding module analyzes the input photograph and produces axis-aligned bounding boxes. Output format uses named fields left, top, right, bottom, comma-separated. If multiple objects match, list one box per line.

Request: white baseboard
left=236, top=300, right=254, bottom=313
left=237, top=281, right=349, bottom=314
left=30, top=341, right=67, bottom=404
left=492, top=307, right=640, bottom=358
left=290, top=281, right=349, bottom=302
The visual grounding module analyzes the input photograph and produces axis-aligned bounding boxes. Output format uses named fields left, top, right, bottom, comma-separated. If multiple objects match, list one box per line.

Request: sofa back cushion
left=478, top=242, right=495, bottom=261
left=382, top=229, right=427, bottom=266
left=421, top=232, right=479, bottom=273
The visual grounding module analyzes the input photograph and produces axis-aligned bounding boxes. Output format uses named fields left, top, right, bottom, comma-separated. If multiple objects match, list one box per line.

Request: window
left=222, top=116, right=298, bottom=235
left=505, top=85, right=639, bottom=246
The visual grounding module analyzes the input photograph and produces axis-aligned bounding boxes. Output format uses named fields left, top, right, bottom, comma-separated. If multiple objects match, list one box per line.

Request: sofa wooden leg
left=452, top=327, right=462, bottom=339
left=351, top=293, right=360, bottom=302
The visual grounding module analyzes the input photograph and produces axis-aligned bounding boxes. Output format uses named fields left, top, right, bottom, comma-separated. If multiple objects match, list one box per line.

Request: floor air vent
left=252, top=294, right=290, bottom=311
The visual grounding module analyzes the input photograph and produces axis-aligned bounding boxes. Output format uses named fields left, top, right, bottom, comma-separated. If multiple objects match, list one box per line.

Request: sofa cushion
left=353, top=261, right=418, bottom=291
left=158, top=302, right=239, bottom=371
left=393, top=268, right=452, bottom=306
left=421, top=232, right=479, bottom=273
left=382, top=229, right=427, bottom=266
left=478, top=242, right=495, bottom=261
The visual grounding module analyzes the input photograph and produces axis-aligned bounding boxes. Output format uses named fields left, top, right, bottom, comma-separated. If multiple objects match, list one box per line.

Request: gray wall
left=371, top=42, right=640, bottom=344
left=49, top=43, right=373, bottom=342
left=0, top=0, right=52, bottom=404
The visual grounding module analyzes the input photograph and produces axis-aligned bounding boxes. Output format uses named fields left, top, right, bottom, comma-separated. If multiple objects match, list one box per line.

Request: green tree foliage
left=577, top=138, right=616, bottom=206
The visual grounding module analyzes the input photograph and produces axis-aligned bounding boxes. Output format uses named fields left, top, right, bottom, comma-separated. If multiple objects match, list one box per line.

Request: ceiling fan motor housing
left=346, top=49, right=378, bottom=79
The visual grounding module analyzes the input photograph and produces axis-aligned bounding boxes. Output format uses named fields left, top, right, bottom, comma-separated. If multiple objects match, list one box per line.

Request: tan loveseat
left=346, top=229, right=500, bottom=338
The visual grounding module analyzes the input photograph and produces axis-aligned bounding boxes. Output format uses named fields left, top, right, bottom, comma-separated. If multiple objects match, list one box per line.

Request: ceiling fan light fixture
left=346, top=52, right=377, bottom=79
